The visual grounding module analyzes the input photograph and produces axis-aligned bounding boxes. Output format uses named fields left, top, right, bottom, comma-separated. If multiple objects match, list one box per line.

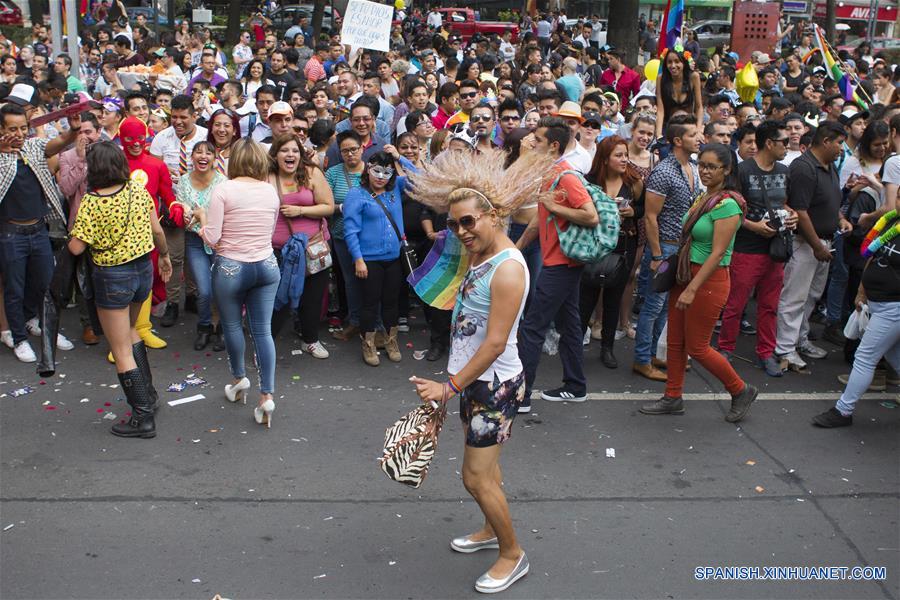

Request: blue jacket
left=274, top=233, right=308, bottom=311
left=343, top=157, right=416, bottom=262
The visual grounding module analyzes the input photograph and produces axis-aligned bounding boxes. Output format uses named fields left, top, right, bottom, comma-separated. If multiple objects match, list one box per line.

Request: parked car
left=269, top=4, right=341, bottom=36
left=837, top=37, right=900, bottom=54
left=691, top=19, right=731, bottom=49
left=0, top=0, right=23, bottom=26
left=443, top=8, right=519, bottom=42
left=125, top=6, right=171, bottom=26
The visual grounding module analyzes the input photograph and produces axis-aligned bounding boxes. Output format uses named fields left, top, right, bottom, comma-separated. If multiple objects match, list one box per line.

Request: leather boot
left=361, top=332, right=379, bottom=366
left=194, top=323, right=213, bottom=351
left=331, top=323, right=359, bottom=341
left=82, top=326, right=99, bottom=345
left=136, top=295, right=167, bottom=349
left=211, top=324, right=225, bottom=352
left=385, top=326, right=402, bottom=362
left=110, top=368, right=156, bottom=438
left=132, top=340, right=159, bottom=413
left=425, top=343, right=447, bottom=362
left=600, top=346, right=618, bottom=369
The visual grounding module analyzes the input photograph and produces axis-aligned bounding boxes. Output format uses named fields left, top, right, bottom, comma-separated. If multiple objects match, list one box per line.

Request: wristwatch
left=652, top=255, right=664, bottom=261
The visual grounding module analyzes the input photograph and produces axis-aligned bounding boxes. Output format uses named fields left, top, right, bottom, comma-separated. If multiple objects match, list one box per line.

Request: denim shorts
left=91, top=254, right=152, bottom=309
left=459, top=372, right=526, bottom=448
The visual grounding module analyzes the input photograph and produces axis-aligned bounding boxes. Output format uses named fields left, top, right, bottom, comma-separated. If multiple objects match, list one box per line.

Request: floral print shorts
left=459, top=372, right=526, bottom=448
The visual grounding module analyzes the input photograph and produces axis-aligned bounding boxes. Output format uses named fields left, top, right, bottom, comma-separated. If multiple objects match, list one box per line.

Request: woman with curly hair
left=408, top=148, right=555, bottom=594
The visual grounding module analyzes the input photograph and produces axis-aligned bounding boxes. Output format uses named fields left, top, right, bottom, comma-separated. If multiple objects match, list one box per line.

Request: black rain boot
left=212, top=324, right=225, bottom=352
left=600, top=345, right=618, bottom=369
left=111, top=368, right=157, bottom=438
left=132, top=341, right=159, bottom=413
left=194, top=323, right=213, bottom=351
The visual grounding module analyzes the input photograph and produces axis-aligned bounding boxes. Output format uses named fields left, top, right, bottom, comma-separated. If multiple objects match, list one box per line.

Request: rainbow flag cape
left=813, top=24, right=868, bottom=109
left=656, top=0, right=685, bottom=63
left=407, top=230, right=469, bottom=310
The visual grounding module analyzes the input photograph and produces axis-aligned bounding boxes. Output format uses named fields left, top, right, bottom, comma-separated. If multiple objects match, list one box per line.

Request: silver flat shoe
left=450, top=534, right=500, bottom=553
left=474, top=552, right=529, bottom=594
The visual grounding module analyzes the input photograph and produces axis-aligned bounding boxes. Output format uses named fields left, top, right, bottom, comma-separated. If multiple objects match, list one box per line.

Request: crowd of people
left=0, top=7, right=898, bottom=437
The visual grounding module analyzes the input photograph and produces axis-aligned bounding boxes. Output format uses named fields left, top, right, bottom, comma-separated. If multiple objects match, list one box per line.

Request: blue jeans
left=212, top=254, right=280, bottom=394
left=508, top=222, right=542, bottom=307
left=184, top=232, right=215, bottom=326
left=634, top=241, right=679, bottom=365
left=0, top=223, right=53, bottom=344
left=836, top=301, right=900, bottom=415
left=518, top=264, right=587, bottom=396
left=332, top=237, right=362, bottom=327
left=826, top=234, right=849, bottom=324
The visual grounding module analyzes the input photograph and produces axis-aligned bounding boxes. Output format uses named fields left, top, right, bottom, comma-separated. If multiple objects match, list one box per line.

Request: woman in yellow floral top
left=69, top=141, right=172, bottom=440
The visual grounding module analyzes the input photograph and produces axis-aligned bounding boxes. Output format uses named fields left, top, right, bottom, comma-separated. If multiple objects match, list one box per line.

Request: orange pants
left=665, top=264, right=745, bottom=399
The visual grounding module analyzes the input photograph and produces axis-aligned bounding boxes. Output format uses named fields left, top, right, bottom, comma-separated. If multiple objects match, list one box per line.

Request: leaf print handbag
left=379, top=401, right=448, bottom=488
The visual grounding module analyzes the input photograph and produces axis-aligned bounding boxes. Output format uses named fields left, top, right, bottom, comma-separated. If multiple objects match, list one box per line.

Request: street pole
left=65, top=0, right=80, bottom=76
left=49, top=0, right=63, bottom=58
left=866, top=0, right=877, bottom=43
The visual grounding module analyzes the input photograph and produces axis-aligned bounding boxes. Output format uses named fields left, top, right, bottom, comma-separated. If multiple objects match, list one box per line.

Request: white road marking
left=167, top=394, right=206, bottom=406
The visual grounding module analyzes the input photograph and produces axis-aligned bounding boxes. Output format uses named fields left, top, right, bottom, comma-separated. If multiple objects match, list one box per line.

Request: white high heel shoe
left=225, top=377, right=251, bottom=403
left=254, top=398, right=275, bottom=428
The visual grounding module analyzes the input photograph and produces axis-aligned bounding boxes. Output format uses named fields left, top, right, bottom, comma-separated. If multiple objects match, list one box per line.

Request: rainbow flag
left=813, top=24, right=867, bottom=109
left=407, top=230, right=469, bottom=311
left=656, top=0, right=685, bottom=61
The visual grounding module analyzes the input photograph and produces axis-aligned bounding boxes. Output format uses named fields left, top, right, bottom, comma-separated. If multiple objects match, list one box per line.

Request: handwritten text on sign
left=341, top=0, right=394, bottom=52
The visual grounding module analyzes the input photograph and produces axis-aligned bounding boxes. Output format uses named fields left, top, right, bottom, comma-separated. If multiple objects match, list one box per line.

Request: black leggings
left=359, top=258, right=402, bottom=334
left=272, top=267, right=330, bottom=344
left=578, top=248, right=636, bottom=348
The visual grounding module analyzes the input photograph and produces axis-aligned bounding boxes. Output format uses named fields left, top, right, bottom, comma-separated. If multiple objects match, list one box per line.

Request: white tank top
left=448, top=247, right=529, bottom=382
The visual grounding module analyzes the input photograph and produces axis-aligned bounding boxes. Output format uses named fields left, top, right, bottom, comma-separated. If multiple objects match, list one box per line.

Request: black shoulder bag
left=371, top=192, right=418, bottom=276
left=759, top=177, right=794, bottom=263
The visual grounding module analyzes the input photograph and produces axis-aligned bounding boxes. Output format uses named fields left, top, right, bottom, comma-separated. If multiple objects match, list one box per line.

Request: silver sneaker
left=475, top=552, right=529, bottom=594
left=450, top=534, right=500, bottom=553
left=798, top=342, right=827, bottom=359
left=778, top=351, right=807, bottom=370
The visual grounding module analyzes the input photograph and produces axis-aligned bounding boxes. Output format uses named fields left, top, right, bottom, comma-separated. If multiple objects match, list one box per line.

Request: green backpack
left=548, top=170, right=621, bottom=263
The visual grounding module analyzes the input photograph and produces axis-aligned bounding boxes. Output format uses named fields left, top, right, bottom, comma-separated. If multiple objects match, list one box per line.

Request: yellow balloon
left=394, top=0, right=406, bottom=8
left=736, top=62, right=759, bottom=104
left=644, top=59, right=660, bottom=81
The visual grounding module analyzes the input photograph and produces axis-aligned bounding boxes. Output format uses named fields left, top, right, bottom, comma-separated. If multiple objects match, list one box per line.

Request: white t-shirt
left=779, top=149, right=802, bottom=167
left=562, top=143, right=593, bottom=174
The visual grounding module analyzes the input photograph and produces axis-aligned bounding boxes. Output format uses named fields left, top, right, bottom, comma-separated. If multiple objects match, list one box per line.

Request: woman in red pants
left=640, top=143, right=759, bottom=423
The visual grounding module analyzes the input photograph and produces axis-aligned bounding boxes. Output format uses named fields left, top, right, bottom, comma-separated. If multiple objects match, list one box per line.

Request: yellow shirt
left=71, top=181, right=156, bottom=266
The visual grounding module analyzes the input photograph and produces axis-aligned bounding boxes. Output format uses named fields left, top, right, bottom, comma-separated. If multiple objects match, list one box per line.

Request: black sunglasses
left=470, top=114, right=493, bottom=123
left=460, top=91, right=478, bottom=99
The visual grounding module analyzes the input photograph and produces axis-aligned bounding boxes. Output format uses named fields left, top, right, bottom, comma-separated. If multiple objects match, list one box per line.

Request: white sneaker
left=25, top=317, right=41, bottom=337
left=56, top=333, right=74, bottom=351
left=615, top=328, right=626, bottom=341
left=582, top=328, right=591, bottom=346
left=14, top=340, right=36, bottom=363
left=1, top=330, right=13, bottom=349
left=397, top=317, right=410, bottom=333
left=305, top=341, right=330, bottom=359
left=799, top=342, right=828, bottom=360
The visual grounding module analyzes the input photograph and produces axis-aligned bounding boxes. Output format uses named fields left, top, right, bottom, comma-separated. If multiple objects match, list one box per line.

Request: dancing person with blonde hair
left=408, top=148, right=555, bottom=594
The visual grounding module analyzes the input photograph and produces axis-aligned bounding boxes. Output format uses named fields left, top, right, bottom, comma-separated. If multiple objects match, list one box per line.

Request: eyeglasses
left=459, top=91, right=479, bottom=99
left=500, top=115, right=520, bottom=122
left=368, top=166, right=394, bottom=179
left=351, top=116, right=373, bottom=123
left=340, top=146, right=361, bottom=155
left=470, top=114, right=493, bottom=123
left=697, top=162, right=724, bottom=172
left=446, top=213, right=486, bottom=233
left=773, top=137, right=789, bottom=145
left=746, top=115, right=762, bottom=122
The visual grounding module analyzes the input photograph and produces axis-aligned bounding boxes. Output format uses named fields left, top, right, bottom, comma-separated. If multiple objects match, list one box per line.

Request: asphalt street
left=1, top=308, right=898, bottom=600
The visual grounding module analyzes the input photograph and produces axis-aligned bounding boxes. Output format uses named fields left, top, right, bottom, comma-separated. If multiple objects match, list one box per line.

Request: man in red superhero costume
left=117, top=116, right=180, bottom=349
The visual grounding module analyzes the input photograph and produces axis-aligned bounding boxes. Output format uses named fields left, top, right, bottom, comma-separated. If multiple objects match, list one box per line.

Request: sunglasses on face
left=459, top=91, right=478, bottom=99
left=293, top=126, right=308, bottom=134
left=500, top=115, right=520, bottom=122
left=470, top=115, right=493, bottom=123
left=583, top=122, right=602, bottom=130
left=446, top=213, right=485, bottom=233
left=368, top=166, right=394, bottom=179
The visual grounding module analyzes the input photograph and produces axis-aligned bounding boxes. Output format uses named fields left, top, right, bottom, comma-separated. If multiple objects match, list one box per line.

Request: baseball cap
left=268, top=101, right=293, bottom=119
left=6, top=82, right=38, bottom=107
left=839, top=107, right=869, bottom=126
left=153, top=47, right=166, bottom=58
left=599, top=44, right=614, bottom=53
left=555, top=100, right=584, bottom=123
left=755, top=53, right=772, bottom=65
left=602, top=91, right=620, bottom=105
left=812, top=66, right=827, bottom=76
left=582, top=111, right=603, bottom=126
